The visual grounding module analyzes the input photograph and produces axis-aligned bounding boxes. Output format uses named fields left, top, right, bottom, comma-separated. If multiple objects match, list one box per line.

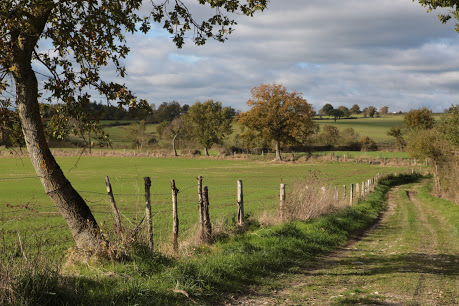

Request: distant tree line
left=318, top=103, right=390, bottom=120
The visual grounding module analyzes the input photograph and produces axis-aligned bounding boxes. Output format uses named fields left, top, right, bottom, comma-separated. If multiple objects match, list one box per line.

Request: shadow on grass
left=307, top=252, right=459, bottom=278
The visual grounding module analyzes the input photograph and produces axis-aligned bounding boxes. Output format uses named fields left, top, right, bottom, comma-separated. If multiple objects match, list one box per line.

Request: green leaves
left=416, top=1, right=459, bottom=27
left=184, top=100, right=233, bottom=152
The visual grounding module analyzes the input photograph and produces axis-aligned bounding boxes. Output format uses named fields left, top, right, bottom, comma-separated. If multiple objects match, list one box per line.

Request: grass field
left=0, top=156, right=409, bottom=259
left=314, top=115, right=405, bottom=143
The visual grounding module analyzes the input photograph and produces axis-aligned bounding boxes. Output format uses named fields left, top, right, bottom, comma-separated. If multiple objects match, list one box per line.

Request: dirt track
left=225, top=182, right=458, bottom=305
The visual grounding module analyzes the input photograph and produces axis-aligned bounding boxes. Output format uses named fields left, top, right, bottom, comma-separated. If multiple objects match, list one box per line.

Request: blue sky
left=102, top=0, right=459, bottom=113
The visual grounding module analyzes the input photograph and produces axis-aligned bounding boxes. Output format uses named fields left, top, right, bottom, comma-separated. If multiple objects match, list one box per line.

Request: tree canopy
left=237, top=83, right=317, bottom=161
left=438, top=104, right=459, bottom=148
left=350, top=104, right=361, bottom=114
left=184, top=100, right=233, bottom=156
left=319, top=103, right=334, bottom=116
left=404, top=107, right=435, bottom=130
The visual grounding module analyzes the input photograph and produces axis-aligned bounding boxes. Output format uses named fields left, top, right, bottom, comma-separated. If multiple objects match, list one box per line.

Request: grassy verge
left=1, top=173, right=421, bottom=305
left=416, top=182, right=459, bottom=239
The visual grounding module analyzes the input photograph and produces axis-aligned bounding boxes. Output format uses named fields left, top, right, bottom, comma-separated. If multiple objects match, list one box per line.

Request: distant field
left=0, top=156, right=408, bottom=258
left=314, top=115, right=405, bottom=143
left=54, top=113, right=444, bottom=149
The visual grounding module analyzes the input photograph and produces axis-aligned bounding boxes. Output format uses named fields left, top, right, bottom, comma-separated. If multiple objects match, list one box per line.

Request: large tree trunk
left=275, top=140, right=282, bottom=161
left=204, top=147, right=209, bottom=156
left=12, top=22, right=106, bottom=253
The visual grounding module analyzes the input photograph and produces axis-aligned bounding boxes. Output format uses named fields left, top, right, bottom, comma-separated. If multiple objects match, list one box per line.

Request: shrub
left=359, top=136, right=378, bottom=151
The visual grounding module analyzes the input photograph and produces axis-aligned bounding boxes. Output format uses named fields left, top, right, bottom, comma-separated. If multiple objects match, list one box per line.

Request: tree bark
left=275, top=141, right=282, bottom=161
left=12, top=14, right=106, bottom=253
left=204, top=147, right=209, bottom=156
left=172, top=134, right=178, bottom=156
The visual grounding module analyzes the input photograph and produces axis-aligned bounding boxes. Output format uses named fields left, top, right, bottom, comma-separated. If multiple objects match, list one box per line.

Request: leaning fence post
left=105, top=176, right=123, bottom=239
left=280, top=183, right=286, bottom=221
left=171, top=179, right=179, bottom=252
left=237, top=180, right=244, bottom=225
left=202, top=186, right=212, bottom=243
left=144, top=177, right=154, bottom=251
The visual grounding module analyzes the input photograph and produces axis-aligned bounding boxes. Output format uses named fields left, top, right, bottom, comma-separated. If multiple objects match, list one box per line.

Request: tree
left=329, top=108, right=343, bottom=123
left=237, top=83, right=317, bottom=161
left=379, top=106, right=389, bottom=115
left=154, top=101, right=182, bottom=123
left=128, top=120, right=151, bottom=150
left=437, top=104, right=459, bottom=148
left=0, top=0, right=266, bottom=253
left=362, top=107, right=368, bottom=118
left=387, top=126, right=406, bottom=151
left=404, top=107, right=435, bottom=130
left=319, top=103, right=334, bottom=117
left=0, top=107, right=25, bottom=150
left=158, top=116, right=187, bottom=156
left=359, top=136, right=378, bottom=151
left=350, top=104, right=361, bottom=114
left=337, top=106, right=351, bottom=118
left=366, top=106, right=377, bottom=118
left=321, top=125, right=340, bottom=147
left=406, top=128, right=450, bottom=191
left=340, top=127, right=360, bottom=150
left=184, top=100, right=233, bottom=156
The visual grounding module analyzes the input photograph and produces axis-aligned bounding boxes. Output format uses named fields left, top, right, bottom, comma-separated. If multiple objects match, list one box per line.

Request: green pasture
left=0, top=156, right=410, bottom=258
left=102, top=122, right=159, bottom=147
left=314, top=115, right=404, bottom=142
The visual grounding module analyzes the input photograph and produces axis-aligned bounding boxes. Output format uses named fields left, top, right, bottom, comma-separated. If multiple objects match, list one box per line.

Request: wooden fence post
left=171, top=179, right=179, bottom=252
left=350, top=184, right=354, bottom=206
left=144, top=177, right=154, bottom=251
left=280, top=183, right=286, bottom=221
left=104, top=176, right=123, bottom=239
left=362, top=181, right=365, bottom=198
left=237, top=180, right=244, bottom=225
left=356, top=183, right=360, bottom=199
left=197, top=176, right=204, bottom=239
left=334, top=186, right=338, bottom=205
left=202, top=186, right=212, bottom=243
left=343, top=185, right=347, bottom=200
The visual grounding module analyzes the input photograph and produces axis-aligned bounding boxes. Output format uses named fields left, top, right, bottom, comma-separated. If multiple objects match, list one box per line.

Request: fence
left=0, top=165, right=426, bottom=255
left=99, top=166, right=424, bottom=253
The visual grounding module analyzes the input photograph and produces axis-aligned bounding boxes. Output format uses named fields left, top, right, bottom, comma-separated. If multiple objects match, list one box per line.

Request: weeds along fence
left=0, top=166, right=426, bottom=256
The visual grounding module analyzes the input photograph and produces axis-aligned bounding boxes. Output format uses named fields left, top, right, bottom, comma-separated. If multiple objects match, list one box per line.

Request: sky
left=98, top=1, right=459, bottom=113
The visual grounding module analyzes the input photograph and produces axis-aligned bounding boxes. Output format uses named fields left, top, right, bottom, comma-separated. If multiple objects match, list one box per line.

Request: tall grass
left=284, top=170, right=346, bottom=221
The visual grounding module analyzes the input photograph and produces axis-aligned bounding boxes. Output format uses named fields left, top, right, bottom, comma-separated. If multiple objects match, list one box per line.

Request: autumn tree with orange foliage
left=237, top=83, right=317, bottom=161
